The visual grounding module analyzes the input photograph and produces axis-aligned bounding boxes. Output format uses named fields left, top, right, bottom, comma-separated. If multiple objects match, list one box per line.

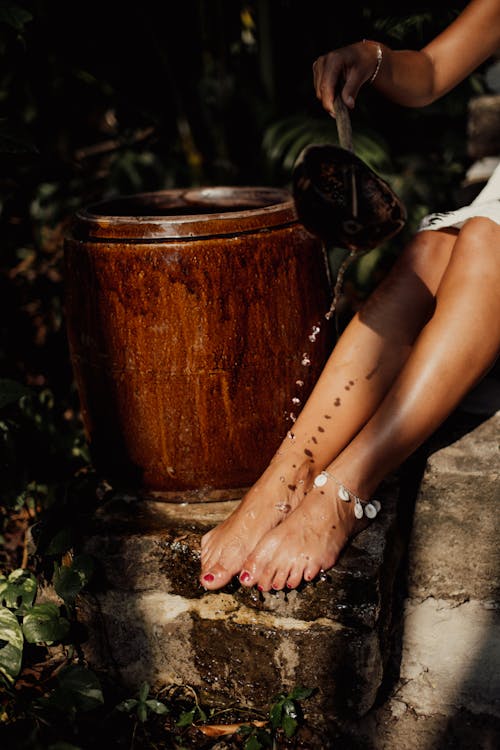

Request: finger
left=342, top=67, right=369, bottom=109
left=314, top=52, right=344, bottom=116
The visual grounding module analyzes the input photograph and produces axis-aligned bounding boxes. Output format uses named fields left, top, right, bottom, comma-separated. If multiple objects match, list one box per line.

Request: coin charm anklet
left=313, top=471, right=381, bottom=519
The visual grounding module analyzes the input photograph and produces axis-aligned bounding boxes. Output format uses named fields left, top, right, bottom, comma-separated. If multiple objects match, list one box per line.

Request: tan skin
left=200, top=0, right=500, bottom=592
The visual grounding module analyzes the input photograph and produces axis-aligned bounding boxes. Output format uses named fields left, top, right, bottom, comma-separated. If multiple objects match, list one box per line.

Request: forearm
left=314, top=0, right=500, bottom=114
left=366, top=46, right=438, bottom=108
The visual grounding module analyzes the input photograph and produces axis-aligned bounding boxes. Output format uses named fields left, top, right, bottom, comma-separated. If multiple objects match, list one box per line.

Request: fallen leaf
left=197, top=720, right=268, bottom=737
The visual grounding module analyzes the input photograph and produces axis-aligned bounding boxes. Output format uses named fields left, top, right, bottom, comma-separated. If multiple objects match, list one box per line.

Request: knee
left=391, top=228, right=456, bottom=293
left=453, top=217, right=500, bottom=271
left=400, top=228, right=454, bottom=269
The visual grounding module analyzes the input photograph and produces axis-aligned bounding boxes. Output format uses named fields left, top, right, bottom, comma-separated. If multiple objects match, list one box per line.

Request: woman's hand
left=312, top=41, right=382, bottom=115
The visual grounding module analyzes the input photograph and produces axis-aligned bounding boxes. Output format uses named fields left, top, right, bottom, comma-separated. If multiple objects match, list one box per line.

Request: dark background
left=0, top=0, right=487, bottom=526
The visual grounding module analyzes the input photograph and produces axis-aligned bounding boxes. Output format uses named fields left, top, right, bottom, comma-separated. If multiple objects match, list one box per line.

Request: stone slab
left=78, top=589, right=384, bottom=726
left=397, top=597, right=500, bottom=719
left=424, top=409, right=500, bottom=477
left=84, top=475, right=401, bottom=630
left=78, top=474, right=405, bottom=732
left=407, top=410, right=500, bottom=601
left=407, top=470, right=500, bottom=601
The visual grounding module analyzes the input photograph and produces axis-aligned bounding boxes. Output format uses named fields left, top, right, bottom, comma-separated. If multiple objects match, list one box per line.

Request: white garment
left=418, top=162, right=500, bottom=231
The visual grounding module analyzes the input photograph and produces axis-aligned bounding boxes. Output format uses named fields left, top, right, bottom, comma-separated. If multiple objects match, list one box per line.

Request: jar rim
left=72, top=186, right=298, bottom=240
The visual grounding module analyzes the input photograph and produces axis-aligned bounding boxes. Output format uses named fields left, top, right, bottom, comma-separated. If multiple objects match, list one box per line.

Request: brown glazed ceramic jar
left=64, top=187, right=334, bottom=495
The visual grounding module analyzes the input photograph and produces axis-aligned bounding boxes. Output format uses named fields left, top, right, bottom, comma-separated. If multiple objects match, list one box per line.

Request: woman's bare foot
left=236, top=471, right=375, bottom=591
left=200, top=446, right=316, bottom=590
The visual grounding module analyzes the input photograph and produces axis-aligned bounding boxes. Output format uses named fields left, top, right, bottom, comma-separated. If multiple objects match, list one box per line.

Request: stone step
left=78, top=474, right=406, bottom=740
left=396, top=409, right=500, bottom=722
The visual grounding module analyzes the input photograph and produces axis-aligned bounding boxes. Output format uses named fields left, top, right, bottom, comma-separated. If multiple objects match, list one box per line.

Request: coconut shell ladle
left=292, top=95, right=406, bottom=253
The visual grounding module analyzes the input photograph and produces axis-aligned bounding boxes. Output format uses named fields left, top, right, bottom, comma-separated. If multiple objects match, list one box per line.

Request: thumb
left=342, top=68, right=366, bottom=109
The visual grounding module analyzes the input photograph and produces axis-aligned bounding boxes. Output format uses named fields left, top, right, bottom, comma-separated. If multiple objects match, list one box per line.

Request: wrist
left=362, top=39, right=383, bottom=83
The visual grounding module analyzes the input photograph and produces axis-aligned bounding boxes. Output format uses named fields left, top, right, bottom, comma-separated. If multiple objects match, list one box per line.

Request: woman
left=200, top=0, right=500, bottom=592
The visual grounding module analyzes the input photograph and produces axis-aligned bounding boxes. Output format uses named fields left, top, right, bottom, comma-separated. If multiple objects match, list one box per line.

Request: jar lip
left=72, top=186, right=299, bottom=240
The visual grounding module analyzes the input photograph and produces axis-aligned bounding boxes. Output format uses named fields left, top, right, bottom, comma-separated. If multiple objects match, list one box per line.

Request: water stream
left=286, top=247, right=357, bottom=427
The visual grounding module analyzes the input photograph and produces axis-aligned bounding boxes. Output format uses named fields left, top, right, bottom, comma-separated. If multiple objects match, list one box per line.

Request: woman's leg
left=237, top=217, right=500, bottom=592
left=200, top=228, right=458, bottom=589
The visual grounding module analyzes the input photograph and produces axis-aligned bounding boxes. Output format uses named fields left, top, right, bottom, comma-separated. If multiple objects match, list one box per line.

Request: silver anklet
left=313, top=471, right=381, bottom=519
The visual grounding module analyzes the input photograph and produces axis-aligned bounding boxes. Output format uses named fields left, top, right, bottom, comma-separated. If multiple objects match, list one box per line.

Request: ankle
left=313, top=468, right=381, bottom=520
left=265, top=450, right=316, bottom=490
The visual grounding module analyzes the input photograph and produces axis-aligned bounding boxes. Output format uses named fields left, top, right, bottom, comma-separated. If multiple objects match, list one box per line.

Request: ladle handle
left=334, top=95, right=353, bottom=152
left=334, top=93, right=358, bottom=218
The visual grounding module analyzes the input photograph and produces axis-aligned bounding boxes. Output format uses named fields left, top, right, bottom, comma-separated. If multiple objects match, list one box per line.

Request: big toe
left=200, top=562, right=235, bottom=591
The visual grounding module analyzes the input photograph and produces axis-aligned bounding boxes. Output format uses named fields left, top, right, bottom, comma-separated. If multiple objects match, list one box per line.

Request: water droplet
left=287, top=430, right=296, bottom=441
left=289, top=412, right=297, bottom=422
left=275, top=502, right=291, bottom=513
left=279, top=476, right=285, bottom=483
left=301, top=354, right=311, bottom=366
left=292, top=397, right=301, bottom=405
left=296, top=379, right=304, bottom=387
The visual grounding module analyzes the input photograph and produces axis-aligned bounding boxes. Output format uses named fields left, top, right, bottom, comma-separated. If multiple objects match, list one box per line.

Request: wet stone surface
left=79, top=472, right=406, bottom=732
left=83, top=475, right=401, bottom=629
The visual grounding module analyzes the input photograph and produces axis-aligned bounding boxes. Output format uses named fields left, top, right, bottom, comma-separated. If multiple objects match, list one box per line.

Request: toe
left=303, top=560, right=322, bottom=583
left=238, top=568, right=255, bottom=587
left=286, top=562, right=305, bottom=589
left=271, top=567, right=291, bottom=591
left=200, top=562, right=234, bottom=590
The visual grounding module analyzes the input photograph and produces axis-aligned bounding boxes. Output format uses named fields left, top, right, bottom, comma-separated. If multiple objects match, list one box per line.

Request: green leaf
left=282, top=713, right=298, bottom=738
left=238, top=724, right=253, bottom=736
left=282, top=699, right=298, bottom=719
left=138, top=681, right=150, bottom=702
left=0, top=606, right=23, bottom=684
left=145, top=698, right=169, bottom=715
left=289, top=686, right=314, bottom=701
left=22, top=603, right=70, bottom=644
left=244, top=735, right=263, bottom=750
left=53, top=555, right=95, bottom=603
left=0, top=379, right=32, bottom=409
left=269, top=700, right=283, bottom=729
left=116, top=698, right=138, bottom=713
left=56, top=665, right=104, bottom=711
left=137, top=703, right=147, bottom=723
left=0, top=569, right=37, bottom=612
left=176, top=708, right=196, bottom=727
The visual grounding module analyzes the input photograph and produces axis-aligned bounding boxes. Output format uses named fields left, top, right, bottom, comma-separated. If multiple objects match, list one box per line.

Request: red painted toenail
left=257, top=585, right=264, bottom=592
left=240, top=571, right=251, bottom=583
left=203, top=573, right=214, bottom=582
